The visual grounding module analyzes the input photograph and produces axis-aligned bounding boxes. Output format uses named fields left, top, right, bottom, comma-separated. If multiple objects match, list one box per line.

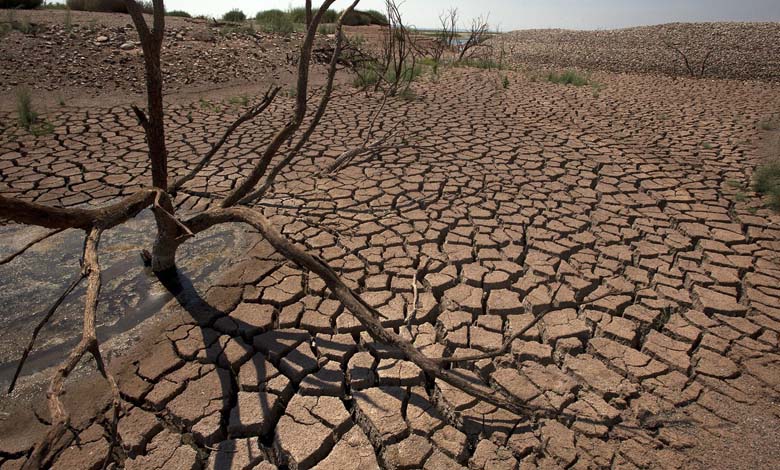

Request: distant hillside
left=502, top=22, right=780, bottom=81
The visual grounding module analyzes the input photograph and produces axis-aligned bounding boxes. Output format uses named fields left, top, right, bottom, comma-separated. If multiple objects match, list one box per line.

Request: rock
left=120, top=42, right=135, bottom=51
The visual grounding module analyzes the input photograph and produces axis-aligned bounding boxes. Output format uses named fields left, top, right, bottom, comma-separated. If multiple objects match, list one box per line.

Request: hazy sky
left=55, top=0, right=780, bottom=30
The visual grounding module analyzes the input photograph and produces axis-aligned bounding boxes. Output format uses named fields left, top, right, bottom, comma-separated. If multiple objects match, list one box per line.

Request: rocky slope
left=501, top=22, right=780, bottom=81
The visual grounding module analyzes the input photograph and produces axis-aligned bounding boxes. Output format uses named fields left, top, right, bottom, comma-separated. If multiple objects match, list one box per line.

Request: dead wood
left=0, top=1, right=564, bottom=466
left=0, top=228, right=64, bottom=265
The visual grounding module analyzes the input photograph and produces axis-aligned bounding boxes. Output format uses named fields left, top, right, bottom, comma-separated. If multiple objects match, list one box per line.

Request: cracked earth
left=1, top=50, right=780, bottom=469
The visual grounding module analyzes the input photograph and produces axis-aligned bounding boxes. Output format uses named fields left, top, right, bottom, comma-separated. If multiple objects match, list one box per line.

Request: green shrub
left=222, top=8, right=246, bottom=22
left=318, top=23, right=336, bottom=35
left=256, top=9, right=293, bottom=34
left=66, top=0, right=153, bottom=13
left=387, top=63, right=422, bottom=84
left=502, top=75, right=509, bottom=89
left=16, top=87, right=37, bottom=130
left=0, top=0, right=43, bottom=8
left=364, top=9, right=387, bottom=25
left=456, top=58, right=504, bottom=70
left=754, top=161, right=780, bottom=210
left=167, top=10, right=191, bottom=18
left=342, top=9, right=387, bottom=26
left=547, top=70, right=589, bottom=86
left=353, top=65, right=380, bottom=88
left=286, top=7, right=339, bottom=24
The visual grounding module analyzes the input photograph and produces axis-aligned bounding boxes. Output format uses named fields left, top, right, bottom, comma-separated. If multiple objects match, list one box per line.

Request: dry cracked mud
left=1, top=25, right=780, bottom=470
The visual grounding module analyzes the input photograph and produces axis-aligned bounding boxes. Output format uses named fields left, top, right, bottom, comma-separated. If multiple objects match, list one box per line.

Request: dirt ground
left=1, top=9, right=780, bottom=470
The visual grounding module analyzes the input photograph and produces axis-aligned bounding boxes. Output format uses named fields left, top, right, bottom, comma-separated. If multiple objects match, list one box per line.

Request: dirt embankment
left=0, top=9, right=336, bottom=109
left=500, top=22, right=780, bottom=81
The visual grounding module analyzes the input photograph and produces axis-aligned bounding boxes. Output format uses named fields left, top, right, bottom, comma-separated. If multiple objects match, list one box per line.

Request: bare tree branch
left=183, top=207, right=540, bottom=417
left=458, top=13, right=490, bottom=61
left=0, top=190, right=162, bottom=230
left=169, top=86, right=282, bottom=193
left=220, top=0, right=338, bottom=208
left=23, top=228, right=114, bottom=469
left=8, top=272, right=86, bottom=393
left=239, top=1, right=361, bottom=204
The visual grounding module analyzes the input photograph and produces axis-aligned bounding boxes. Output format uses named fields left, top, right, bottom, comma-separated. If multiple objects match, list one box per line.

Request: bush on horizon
left=66, top=0, right=153, bottom=14
left=222, top=8, right=245, bottom=22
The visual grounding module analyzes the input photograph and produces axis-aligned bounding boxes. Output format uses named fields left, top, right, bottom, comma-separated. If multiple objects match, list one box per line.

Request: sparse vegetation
left=15, top=87, right=37, bottom=130
left=66, top=0, right=154, bottom=13
left=222, top=8, right=246, bottom=23
left=759, top=117, right=778, bottom=131
left=456, top=57, right=506, bottom=70
left=754, top=161, right=780, bottom=210
left=228, top=94, right=249, bottom=107
left=547, top=70, right=590, bottom=86
left=318, top=23, right=336, bottom=35
left=287, top=7, right=338, bottom=24
left=502, top=75, right=510, bottom=89
left=166, top=10, right=191, bottom=18
left=15, top=87, right=53, bottom=135
left=255, top=9, right=294, bottom=34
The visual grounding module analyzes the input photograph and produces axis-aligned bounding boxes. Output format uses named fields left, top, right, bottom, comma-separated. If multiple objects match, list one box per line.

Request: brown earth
left=499, top=22, right=780, bottom=81
left=1, top=9, right=780, bottom=470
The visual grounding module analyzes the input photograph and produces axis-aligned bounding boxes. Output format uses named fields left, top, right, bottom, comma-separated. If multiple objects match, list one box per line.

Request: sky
left=52, top=0, right=780, bottom=30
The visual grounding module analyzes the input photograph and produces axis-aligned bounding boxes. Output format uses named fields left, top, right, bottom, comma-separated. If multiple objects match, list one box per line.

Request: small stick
left=0, top=228, right=65, bottom=265
left=8, top=272, right=86, bottom=393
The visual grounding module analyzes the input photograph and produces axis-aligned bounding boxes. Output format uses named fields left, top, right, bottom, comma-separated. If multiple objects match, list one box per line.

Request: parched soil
left=1, top=11, right=780, bottom=470
left=500, top=22, right=780, bottom=81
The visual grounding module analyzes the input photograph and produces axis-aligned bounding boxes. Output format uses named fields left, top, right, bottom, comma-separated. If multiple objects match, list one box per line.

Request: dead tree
left=360, top=0, right=418, bottom=96
left=665, top=41, right=714, bottom=79
left=458, top=13, right=491, bottom=61
left=431, top=7, right=458, bottom=63
left=0, top=0, right=556, bottom=467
